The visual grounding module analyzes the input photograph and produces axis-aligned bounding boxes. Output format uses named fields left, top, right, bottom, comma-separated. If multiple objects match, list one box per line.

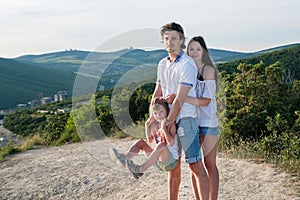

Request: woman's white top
left=196, top=79, right=218, bottom=127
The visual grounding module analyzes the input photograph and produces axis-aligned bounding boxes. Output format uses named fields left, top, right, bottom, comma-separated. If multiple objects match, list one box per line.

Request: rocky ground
left=0, top=138, right=299, bottom=200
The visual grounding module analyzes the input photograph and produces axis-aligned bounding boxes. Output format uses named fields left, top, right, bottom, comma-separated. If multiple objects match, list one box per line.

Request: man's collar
left=167, top=50, right=184, bottom=63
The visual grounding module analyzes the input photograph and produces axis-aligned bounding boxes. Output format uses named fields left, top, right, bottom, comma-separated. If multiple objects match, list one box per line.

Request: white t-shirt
left=155, top=126, right=179, bottom=159
left=167, top=135, right=179, bottom=159
left=196, top=79, right=218, bottom=127
left=156, top=51, right=197, bottom=121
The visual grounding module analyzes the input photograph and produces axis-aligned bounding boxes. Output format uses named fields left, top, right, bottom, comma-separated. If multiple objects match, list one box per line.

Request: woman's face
left=152, top=104, right=167, bottom=122
left=188, top=41, right=203, bottom=63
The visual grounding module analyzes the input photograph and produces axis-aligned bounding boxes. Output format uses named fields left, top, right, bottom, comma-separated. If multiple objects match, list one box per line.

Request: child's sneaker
left=109, top=147, right=126, bottom=167
left=126, top=159, right=143, bottom=180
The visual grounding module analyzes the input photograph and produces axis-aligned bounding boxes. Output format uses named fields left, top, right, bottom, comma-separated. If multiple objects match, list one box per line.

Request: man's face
left=162, top=30, right=183, bottom=54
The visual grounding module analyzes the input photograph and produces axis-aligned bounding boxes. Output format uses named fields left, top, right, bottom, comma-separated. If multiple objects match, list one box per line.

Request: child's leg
left=110, top=139, right=153, bottom=167
left=126, top=139, right=153, bottom=159
left=126, top=143, right=170, bottom=179
left=139, top=142, right=169, bottom=173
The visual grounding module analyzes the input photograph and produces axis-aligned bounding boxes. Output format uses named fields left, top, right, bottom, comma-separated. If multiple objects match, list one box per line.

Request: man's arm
left=167, top=85, right=191, bottom=122
left=159, top=122, right=177, bottom=146
left=151, top=83, right=162, bottom=104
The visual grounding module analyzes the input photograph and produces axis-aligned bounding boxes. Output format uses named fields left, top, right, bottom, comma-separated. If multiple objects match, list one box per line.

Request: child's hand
left=145, top=115, right=155, bottom=126
left=158, top=129, right=166, bottom=143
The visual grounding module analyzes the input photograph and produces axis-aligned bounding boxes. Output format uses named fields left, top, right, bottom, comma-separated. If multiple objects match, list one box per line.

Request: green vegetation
left=0, top=141, right=21, bottom=160
left=0, top=83, right=153, bottom=159
left=1, top=45, right=299, bottom=178
left=2, top=45, right=296, bottom=110
left=215, top=45, right=300, bottom=176
left=218, top=61, right=300, bottom=176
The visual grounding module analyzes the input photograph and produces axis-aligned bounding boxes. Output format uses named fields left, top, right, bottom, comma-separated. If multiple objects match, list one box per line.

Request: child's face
left=152, top=104, right=167, bottom=122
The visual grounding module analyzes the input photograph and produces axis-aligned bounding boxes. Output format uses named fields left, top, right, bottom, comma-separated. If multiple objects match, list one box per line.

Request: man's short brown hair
left=160, top=22, right=186, bottom=49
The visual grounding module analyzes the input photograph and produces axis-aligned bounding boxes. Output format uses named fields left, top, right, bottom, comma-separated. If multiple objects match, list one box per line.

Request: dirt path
left=0, top=138, right=299, bottom=199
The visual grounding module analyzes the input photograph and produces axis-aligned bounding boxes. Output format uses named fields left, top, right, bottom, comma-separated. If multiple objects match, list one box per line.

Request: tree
left=222, top=61, right=295, bottom=143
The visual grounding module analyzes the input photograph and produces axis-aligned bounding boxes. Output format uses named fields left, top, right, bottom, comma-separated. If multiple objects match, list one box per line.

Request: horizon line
left=1, top=42, right=299, bottom=59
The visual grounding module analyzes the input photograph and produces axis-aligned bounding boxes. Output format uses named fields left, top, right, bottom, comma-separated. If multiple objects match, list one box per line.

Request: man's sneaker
left=109, top=147, right=126, bottom=167
left=126, top=159, right=143, bottom=180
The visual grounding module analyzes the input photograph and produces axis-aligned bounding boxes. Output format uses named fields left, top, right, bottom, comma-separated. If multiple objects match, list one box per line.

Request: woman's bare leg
left=202, top=135, right=219, bottom=200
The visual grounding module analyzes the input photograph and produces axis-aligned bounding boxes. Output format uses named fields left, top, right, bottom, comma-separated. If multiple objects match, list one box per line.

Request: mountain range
left=0, top=43, right=299, bottom=110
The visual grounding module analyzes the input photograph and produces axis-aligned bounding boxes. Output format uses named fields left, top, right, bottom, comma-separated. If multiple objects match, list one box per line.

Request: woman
left=186, top=36, right=219, bottom=200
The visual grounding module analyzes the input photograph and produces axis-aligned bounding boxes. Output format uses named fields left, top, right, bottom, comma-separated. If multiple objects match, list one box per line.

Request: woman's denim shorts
left=199, top=126, right=219, bottom=136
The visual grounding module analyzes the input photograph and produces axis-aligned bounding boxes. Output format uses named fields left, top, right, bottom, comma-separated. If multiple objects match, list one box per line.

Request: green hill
left=1, top=49, right=166, bottom=109
left=16, top=49, right=168, bottom=89
left=217, top=44, right=300, bottom=79
left=16, top=48, right=243, bottom=72
left=0, top=58, right=76, bottom=109
left=16, top=44, right=299, bottom=73
left=214, top=43, right=300, bottom=63
left=15, top=49, right=167, bottom=72
left=1, top=44, right=299, bottom=109
left=209, top=49, right=249, bottom=62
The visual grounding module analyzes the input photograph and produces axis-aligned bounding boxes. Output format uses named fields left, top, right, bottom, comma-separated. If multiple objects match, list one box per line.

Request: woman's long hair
left=187, top=36, right=220, bottom=90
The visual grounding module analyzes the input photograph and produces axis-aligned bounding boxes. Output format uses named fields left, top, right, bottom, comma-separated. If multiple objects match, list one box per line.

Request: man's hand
left=165, top=94, right=176, bottom=104
left=161, top=118, right=174, bottom=131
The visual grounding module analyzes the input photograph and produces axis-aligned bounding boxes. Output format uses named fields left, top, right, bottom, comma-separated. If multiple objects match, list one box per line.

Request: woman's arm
left=185, top=65, right=216, bottom=106
left=166, top=94, right=211, bottom=106
left=185, top=96, right=211, bottom=106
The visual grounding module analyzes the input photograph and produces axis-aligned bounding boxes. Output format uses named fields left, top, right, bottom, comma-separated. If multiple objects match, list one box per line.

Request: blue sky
left=0, top=0, right=299, bottom=58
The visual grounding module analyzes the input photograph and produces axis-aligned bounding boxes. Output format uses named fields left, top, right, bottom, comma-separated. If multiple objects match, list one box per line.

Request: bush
left=0, top=140, right=20, bottom=161
left=20, top=134, right=45, bottom=150
left=219, top=61, right=300, bottom=176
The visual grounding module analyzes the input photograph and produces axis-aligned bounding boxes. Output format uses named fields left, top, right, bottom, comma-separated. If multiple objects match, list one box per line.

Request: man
left=152, top=22, right=209, bottom=200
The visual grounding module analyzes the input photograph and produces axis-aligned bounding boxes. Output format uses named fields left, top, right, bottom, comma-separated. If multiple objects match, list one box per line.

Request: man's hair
left=160, top=22, right=186, bottom=49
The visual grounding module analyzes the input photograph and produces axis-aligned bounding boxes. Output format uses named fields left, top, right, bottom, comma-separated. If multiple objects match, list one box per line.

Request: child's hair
left=151, top=97, right=170, bottom=115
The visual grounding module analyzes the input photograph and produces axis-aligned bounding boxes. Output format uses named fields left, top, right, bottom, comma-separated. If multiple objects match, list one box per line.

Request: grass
left=218, top=139, right=300, bottom=179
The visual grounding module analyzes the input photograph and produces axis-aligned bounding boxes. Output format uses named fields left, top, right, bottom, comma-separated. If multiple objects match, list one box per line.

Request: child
left=110, top=97, right=179, bottom=179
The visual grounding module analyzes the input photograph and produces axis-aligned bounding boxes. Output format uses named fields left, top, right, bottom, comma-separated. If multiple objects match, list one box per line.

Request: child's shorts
left=156, top=153, right=178, bottom=172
